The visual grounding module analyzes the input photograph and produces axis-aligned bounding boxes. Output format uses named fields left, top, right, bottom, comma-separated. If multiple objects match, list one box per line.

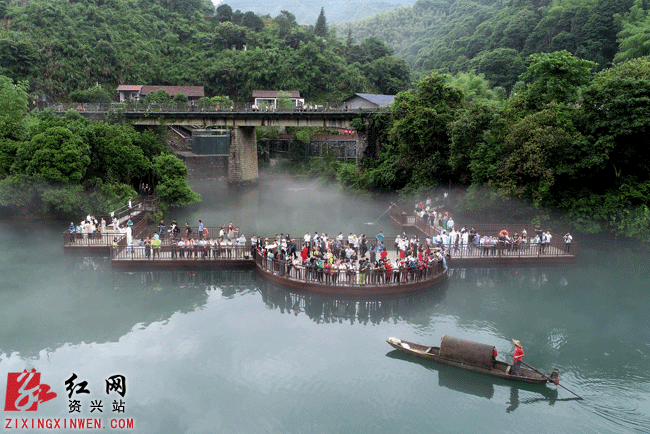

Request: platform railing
left=50, top=102, right=392, bottom=114
left=253, top=251, right=444, bottom=287
left=114, top=243, right=251, bottom=260
left=391, top=207, right=577, bottom=257
left=141, top=226, right=240, bottom=241
left=63, top=214, right=151, bottom=247
left=63, top=231, right=121, bottom=247
left=445, top=239, right=577, bottom=258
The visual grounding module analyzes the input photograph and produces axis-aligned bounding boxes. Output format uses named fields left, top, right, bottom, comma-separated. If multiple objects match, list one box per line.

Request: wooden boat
left=386, top=335, right=559, bottom=385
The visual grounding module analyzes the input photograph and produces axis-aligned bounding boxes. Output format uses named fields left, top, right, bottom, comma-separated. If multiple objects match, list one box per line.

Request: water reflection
left=256, top=280, right=447, bottom=325
left=113, top=268, right=448, bottom=326
left=447, top=266, right=571, bottom=289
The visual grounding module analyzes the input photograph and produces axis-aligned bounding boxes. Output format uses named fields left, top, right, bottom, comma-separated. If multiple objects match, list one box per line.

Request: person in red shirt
left=512, top=339, right=524, bottom=376
left=301, top=244, right=309, bottom=263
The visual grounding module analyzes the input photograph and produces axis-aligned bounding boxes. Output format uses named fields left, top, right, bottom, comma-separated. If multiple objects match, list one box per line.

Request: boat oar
left=519, top=360, right=583, bottom=400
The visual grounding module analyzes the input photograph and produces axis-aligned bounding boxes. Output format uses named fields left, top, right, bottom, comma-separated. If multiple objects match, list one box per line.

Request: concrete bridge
left=127, top=110, right=368, bottom=183
left=61, top=105, right=386, bottom=183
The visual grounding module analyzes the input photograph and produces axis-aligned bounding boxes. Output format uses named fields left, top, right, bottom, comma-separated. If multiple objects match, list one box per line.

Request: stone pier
left=229, top=126, right=259, bottom=183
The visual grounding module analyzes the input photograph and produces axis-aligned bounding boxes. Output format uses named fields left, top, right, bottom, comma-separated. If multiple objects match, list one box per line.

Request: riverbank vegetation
left=0, top=75, right=199, bottom=218
left=269, top=54, right=650, bottom=240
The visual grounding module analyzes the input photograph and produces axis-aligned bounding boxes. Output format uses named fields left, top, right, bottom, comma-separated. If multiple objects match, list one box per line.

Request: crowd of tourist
left=410, top=197, right=573, bottom=255
left=251, top=230, right=446, bottom=286
left=67, top=214, right=124, bottom=243
left=124, top=219, right=247, bottom=259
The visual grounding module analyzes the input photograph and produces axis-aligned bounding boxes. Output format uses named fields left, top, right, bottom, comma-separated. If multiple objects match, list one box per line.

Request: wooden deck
left=111, top=245, right=254, bottom=269
left=446, top=244, right=576, bottom=265
left=109, top=244, right=449, bottom=297
left=63, top=196, right=160, bottom=253
left=389, top=208, right=577, bottom=265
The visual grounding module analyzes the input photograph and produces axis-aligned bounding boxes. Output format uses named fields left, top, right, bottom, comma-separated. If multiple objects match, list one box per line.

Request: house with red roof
left=116, top=85, right=205, bottom=102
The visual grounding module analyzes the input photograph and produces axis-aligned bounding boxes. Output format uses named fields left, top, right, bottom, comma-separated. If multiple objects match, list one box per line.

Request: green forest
left=0, top=0, right=410, bottom=101
left=346, top=0, right=650, bottom=90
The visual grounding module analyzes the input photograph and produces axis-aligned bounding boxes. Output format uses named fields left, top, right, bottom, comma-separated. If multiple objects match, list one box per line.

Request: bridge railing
left=50, top=102, right=392, bottom=114
left=112, top=196, right=160, bottom=223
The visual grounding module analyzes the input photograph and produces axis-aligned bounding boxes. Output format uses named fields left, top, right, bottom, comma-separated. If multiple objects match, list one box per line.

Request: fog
left=166, top=173, right=402, bottom=239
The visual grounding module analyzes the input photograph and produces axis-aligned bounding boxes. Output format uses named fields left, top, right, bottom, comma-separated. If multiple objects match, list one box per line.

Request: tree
left=492, top=106, right=583, bottom=205
left=450, top=102, right=508, bottom=185
left=275, top=10, right=297, bottom=38
left=152, top=154, right=200, bottom=208
left=216, top=3, right=232, bottom=22
left=471, top=48, right=525, bottom=91
left=72, top=122, right=150, bottom=185
left=0, top=40, right=41, bottom=80
left=445, top=72, right=497, bottom=104
left=276, top=91, right=294, bottom=111
left=314, top=7, right=328, bottom=38
left=68, top=86, right=112, bottom=104
left=517, top=50, right=597, bottom=111
left=361, top=37, right=393, bottom=63
left=241, top=11, right=264, bottom=32
left=614, top=0, right=650, bottom=63
left=363, top=56, right=411, bottom=95
left=0, top=75, right=29, bottom=142
left=581, top=76, right=650, bottom=182
left=388, top=73, right=463, bottom=190
left=172, top=92, right=188, bottom=105
left=13, top=126, right=90, bottom=184
left=144, top=89, right=172, bottom=104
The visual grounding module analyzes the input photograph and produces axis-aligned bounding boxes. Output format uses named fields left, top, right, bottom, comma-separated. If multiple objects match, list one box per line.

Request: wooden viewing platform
left=389, top=208, right=577, bottom=264
left=109, top=241, right=448, bottom=297
left=63, top=196, right=160, bottom=253
left=253, top=252, right=447, bottom=297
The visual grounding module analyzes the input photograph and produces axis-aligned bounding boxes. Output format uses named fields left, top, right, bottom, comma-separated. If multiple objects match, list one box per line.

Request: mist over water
left=1, top=175, right=649, bottom=433
left=165, top=174, right=399, bottom=238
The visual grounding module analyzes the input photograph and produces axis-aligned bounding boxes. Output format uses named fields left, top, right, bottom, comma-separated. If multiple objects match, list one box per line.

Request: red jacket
left=513, top=347, right=524, bottom=362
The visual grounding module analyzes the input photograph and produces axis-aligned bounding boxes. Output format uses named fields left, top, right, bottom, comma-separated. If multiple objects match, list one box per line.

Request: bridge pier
left=229, top=126, right=258, bottom=183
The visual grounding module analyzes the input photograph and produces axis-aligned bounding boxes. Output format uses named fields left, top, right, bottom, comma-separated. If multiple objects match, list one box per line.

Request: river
left=1, top=176, right=648, bottom=433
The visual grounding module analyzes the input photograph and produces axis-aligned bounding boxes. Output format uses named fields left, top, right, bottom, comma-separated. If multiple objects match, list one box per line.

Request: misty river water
left=1, top=175, right=649, bottom=433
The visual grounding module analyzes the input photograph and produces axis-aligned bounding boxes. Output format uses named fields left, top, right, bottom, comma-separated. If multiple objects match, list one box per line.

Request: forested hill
left=0, top=0, right=410, bottom=101
left=346, top=0, right=643, bottom=90
left=224, top=0, right=416, bottom=24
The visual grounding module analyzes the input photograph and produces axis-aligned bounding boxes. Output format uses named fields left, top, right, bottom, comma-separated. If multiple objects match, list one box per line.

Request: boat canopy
left=440, top=335, right=495, bottom=370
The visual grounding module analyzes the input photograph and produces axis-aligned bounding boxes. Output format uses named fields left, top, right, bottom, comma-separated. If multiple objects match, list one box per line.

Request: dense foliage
left=0, top=75, right=199, bottom=218
left=284, top=54, right=650, bottom=240
left=346, top=0, right=641, bottom=90
left=0, top=0, right=411, bottom=103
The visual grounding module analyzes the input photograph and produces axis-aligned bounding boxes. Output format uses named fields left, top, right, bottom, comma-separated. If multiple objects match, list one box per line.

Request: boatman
left=512, top=339, right=524, bottom=376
